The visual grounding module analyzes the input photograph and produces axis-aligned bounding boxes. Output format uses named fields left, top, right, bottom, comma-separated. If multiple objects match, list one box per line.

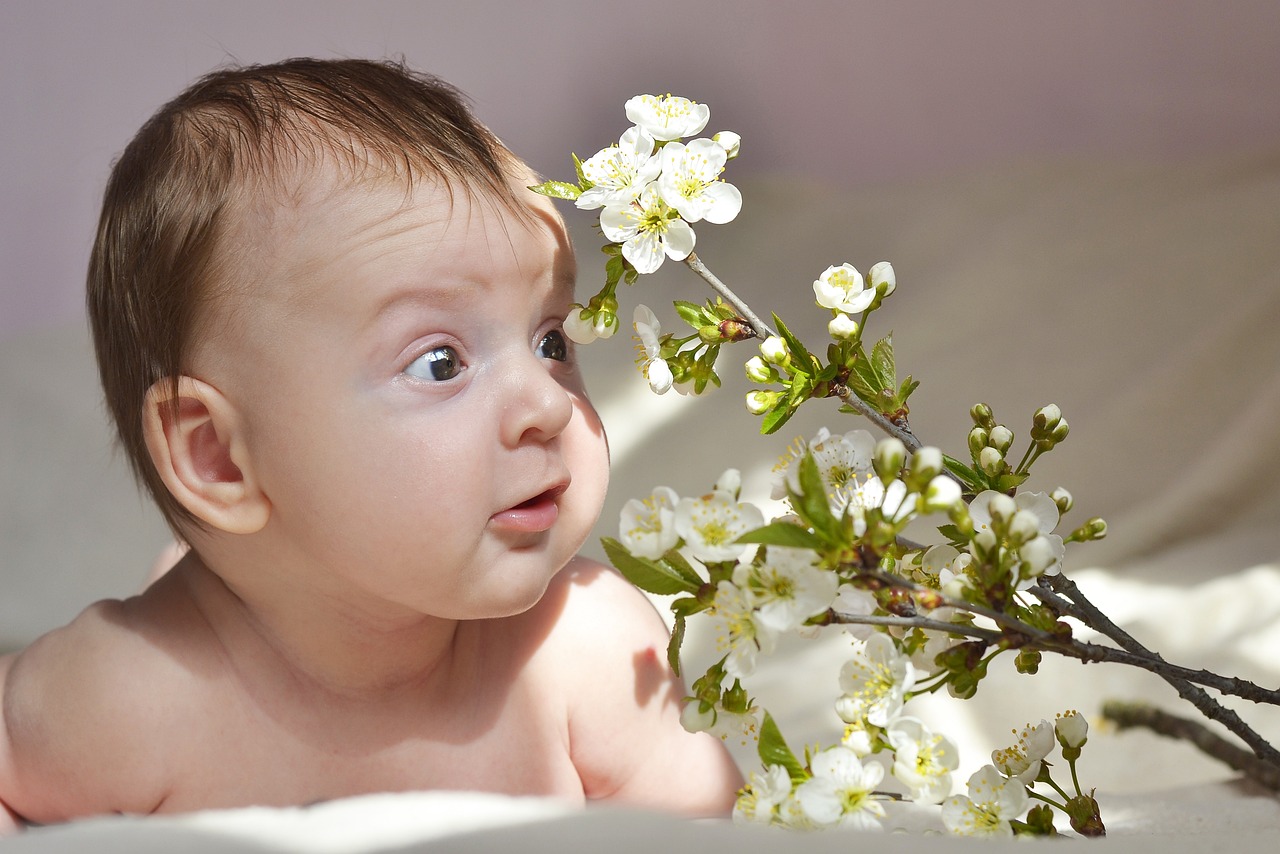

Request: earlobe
left=142, top=376, right=270, bottom=534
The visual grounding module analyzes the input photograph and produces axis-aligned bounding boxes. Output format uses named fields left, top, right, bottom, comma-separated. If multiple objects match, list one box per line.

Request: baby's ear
left=142, top=376, right=270, bottom=534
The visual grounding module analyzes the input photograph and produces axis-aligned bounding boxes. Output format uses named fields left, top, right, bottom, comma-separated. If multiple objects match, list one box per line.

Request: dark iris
left=407, top=346, right=461, bottom=381
left=537, top=329, right=569, bottom=362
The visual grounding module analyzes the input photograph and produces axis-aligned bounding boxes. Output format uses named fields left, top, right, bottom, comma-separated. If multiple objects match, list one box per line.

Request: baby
left=0, top=58, right=741, bottom=831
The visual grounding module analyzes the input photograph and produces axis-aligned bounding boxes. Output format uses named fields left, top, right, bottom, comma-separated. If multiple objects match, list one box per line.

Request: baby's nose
left=500, top=357, right=574, bottom=446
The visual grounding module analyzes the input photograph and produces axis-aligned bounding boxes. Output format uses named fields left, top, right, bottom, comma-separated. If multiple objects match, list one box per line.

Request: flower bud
left=744, top=355, right=773, bottom=383
left=910, top=446, right=944, bottom=481
left=972, top=528, right=998, bottom=559
left=989, top=425, right=1014, bottom=454
left=698, top=324, right=723, bottom=344
left=1008, top=510, right=1041, bottom=544
left=968, top=427, right=989, bottom=459
left=715, top=468, right=742, bottom=499
left=563, top=305, right=599, bottom=345
left=1055, top=710, right=1089, bottom=749
left=1051, top=487, right=1074, bottom=515
left=828, top=312, right=859, bottom=340
left=760, top=335, right=789, bottom=365
left=1071, top=517, right=1108, bottom=541
left=680, top=701, right=717, bottom=734
left=592, top=310, right=619, bottom=340
left=874, top=437, right=907, bottom=484
left=978, top=446, right=1005, bottom=477
left=717, top=318, right=754, bottom=342
left=970, top=403, right=995, bottom=429
left=868, top=261, right=896, bottom=297
left=712, top=130, right=741, bottom=159
left=1049, top=419, right=1070, bottom=444
left=746, top=390, right=777, bottom=415
left=986, top=492, right=1017, bottom=524
left=948, top=503, right=974, bottom=537
left=923, top=476, right=962, bottom=512
left=1032, top=403, right=1062, bottom=438
left=1019, top=535, right=1057, bottom=577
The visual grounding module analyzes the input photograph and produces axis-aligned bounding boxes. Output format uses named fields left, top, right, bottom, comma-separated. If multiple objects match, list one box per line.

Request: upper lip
left=506, top=478, right=570, bottom=511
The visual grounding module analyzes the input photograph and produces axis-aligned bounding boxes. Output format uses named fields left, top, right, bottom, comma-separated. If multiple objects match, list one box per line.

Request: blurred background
left=3, top=0, right=1279, bottom=795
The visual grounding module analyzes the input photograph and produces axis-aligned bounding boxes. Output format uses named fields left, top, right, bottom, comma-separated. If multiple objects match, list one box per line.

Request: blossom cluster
left=542, top=94, right=743, bottom=347
left=542, top=92, right=1113, bottom=839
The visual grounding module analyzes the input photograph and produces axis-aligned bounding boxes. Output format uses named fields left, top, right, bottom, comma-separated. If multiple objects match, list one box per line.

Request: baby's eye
left=536, top=329, right=569, bottom=363
left=405, top=346, right=462, bottom=381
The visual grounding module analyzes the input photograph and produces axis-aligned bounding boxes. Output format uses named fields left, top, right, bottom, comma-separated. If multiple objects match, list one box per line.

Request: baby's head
left=88, top=60, right=606, bottom=606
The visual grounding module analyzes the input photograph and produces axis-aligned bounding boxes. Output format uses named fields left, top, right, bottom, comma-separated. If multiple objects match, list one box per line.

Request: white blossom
left=733, top=765, right=793, bottom=825
left=1055, top=710, right=1089, bottom=749
left=632, top=304, right=673, bottom=394
left=941, top=766, right=1028, bottom=837
left=813, top=263, right=876, bottom=315
left=886, top=717, right=960, bottom=805
left=575, top=126, right=661, bottom=210
left=657, top=139, right=742, bottom=224
left=674, top=491, right=764, bottom=563
left=991, top=720, right=1055, bottom=784
left=624, top=94, right=710, bottom=141
left=601, top=184, right=695, bottom=274
left=709, top=580, right=777, bottom=679
left=773, top=427, right=876, bottom=511
left=836, top=633, right=917, bottom=727
left=832, top=583, right=877, bottom=640
left=712, top=130, right=741, bottom=159
left=618, top=485, right=680, bottom=559
left=741, top=547, right=839, bottom=633
left=795, top=746, right=886, bottom=830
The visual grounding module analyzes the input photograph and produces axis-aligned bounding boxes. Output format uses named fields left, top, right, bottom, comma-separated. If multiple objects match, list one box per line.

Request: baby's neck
left=172, top=553, right=466, bottom=702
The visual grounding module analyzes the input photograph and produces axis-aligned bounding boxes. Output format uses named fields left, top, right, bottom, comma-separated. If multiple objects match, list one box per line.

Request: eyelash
left=403, top=327, right=571, bottom=383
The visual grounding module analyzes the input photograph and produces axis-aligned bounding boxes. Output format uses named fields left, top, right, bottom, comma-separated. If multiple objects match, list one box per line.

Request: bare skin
left=1, top=555, right=737, bottom=825
left=0, top=164, right=741, bottom=830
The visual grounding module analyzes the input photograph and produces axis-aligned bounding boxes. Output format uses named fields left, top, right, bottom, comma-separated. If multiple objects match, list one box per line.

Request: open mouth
left=490, top=482, right=569, bottom=534
left=512, top=483, right=568, bottom=511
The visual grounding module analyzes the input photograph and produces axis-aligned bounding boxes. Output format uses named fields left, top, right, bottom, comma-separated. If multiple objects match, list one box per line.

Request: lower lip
left=490, top=495, right=561, bottom=533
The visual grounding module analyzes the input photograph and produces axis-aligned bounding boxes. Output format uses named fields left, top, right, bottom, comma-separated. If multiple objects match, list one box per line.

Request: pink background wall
left=2, top=0, right=1279, bottom=336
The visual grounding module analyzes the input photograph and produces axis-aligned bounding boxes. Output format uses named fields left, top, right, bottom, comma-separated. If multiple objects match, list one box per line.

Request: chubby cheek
left=564, top=395, right=610, bottom=534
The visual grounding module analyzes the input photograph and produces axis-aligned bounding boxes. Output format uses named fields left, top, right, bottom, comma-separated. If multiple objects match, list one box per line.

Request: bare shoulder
left=1, top=577, right=211, bottom=822
left=528, top=557, right=743, bottom=816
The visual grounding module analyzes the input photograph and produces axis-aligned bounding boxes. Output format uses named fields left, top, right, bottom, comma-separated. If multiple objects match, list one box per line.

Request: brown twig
left=1102, top=701, right=1280, bottom=791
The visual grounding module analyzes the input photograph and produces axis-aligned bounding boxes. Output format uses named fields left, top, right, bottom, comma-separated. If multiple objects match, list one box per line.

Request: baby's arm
left=556, top=561, right=743, bottom=816
left=0, top=654, right=26, bottom=833
left=0, top=604, right=174, bottom=826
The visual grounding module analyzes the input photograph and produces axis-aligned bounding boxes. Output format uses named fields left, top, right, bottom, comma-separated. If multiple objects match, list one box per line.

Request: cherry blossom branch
left=1026, top=576, right=1280, bottom=768
left=683, top=252, right=776, bottom=340
left=827, top=610, right=1005, bottom=644
left=1102, top=701, right=1280, bottom=791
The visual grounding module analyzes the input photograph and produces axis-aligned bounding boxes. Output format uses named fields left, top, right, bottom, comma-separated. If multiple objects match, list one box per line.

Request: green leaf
left=772, top=314, right=819, bottom=376
left=602, top=537, right=700, bottom=596
left=670, top=595, right=709, bottom=618
left=848, top=344, right=883, bottom=403
left=667, top=615, right=686, bottom=677
left=660, top=547, right=708, bottom=589
left=760, top=402, right=796, bottom=435
left=870, top=334, right=896, bottom=390
left=673, top=300, right=706, bottom=329
left=936, top=523, right=967, bottom=543
left=735, top=521, right=826, bottom=551
left=572, top=152, right=592, bottom=189
left=793, top=453, right=841, bottom=545
left=758, top=712, right=808, bottom=785
left=604, top=254, right=625, bottom=288
left=528, top=180, right=582, bottom=201
left=994, top=472, right=1031, bottom=492
left=942, top=455, right=982, bottom=489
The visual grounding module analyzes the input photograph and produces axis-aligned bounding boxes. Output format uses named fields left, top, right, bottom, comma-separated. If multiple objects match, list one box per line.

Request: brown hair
left=86, top=57, right=521, bottom=532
